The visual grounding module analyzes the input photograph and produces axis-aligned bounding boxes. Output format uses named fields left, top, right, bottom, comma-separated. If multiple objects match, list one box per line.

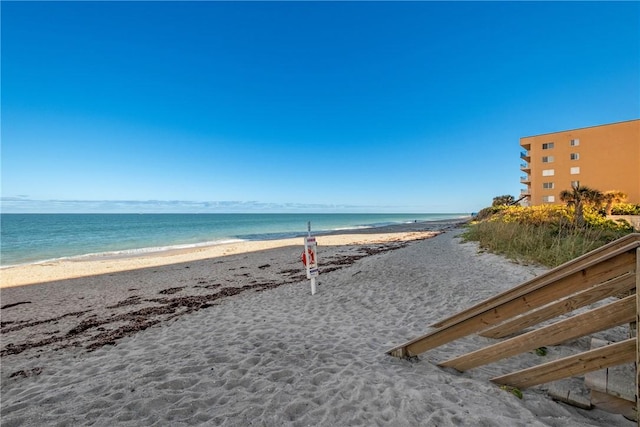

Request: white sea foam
left=78, top=239, right=247, bottom=259
left=330, top=225, right=373, bottom=231
left=1, top=239, right=247, bottom=268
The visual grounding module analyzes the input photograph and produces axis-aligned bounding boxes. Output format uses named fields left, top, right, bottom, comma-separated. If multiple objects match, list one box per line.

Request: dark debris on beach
left=1, top=240, right=421, bottom=359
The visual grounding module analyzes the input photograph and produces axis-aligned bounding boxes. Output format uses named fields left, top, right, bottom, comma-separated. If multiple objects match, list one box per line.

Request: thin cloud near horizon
left=0, top=197, right=448, bottom=214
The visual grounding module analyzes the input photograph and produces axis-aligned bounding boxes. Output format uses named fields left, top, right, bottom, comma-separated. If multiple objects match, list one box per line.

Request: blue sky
left=2, top=1, right=639, bottom=213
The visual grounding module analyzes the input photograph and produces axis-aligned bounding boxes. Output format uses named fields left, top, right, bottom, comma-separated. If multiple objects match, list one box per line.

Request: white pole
left=308, top=221, right=316, bottom=295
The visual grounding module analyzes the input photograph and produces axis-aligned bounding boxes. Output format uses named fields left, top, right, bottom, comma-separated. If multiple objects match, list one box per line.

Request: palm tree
left=559, top=184, right=603, bottom=228
left=602, top=190, right=627, bottom=215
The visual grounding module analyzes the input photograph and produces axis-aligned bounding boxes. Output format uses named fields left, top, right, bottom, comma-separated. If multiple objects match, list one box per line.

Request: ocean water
left=0, top=213, right=467, bottom=267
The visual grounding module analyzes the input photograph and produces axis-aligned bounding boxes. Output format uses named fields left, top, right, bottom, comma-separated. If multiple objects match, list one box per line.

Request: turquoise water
left=0, top=213, right=467, bottom=267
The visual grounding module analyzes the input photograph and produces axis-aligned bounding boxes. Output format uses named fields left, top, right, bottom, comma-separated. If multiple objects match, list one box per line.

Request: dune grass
left=462, top=205, right=633, bottom=268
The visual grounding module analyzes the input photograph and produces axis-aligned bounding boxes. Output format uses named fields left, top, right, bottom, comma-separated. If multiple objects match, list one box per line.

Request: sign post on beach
left=302, top=221, right=318, bottom=295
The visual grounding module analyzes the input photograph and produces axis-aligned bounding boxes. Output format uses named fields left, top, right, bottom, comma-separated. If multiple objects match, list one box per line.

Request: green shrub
left=535, top=347, right=548, bottom=356
left=610, top=203, right=640, bottom=215
left=583, top=206, right=634, bottom=231
left=500, top=385, right=523, bottom=399
left=473, top=206, right=506, bottom=221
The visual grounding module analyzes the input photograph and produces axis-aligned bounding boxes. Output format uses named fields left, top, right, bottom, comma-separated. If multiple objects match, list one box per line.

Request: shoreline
left=1, top=214, right=470, bottom=268
left=0, top=218, right=468, bottom=288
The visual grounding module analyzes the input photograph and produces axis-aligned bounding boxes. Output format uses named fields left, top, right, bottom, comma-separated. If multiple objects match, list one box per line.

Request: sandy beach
left=0, top=220, right=633, bottom=426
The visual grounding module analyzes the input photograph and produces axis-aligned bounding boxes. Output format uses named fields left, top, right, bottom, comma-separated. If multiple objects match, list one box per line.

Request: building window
left=570, top=167, right=580, bottom=175
left=542, top=142, right=554, bottom=150
left=542, top=195, right=556, bottom=203
left=543, top=182, right=554, bottom=189
left=570, top=139, right=580, bottom=146
left=542, top=156, right=554, bottom=163
left=542, top=169, right=555, bottom=176
left=570, top=153, right=580, bottom=160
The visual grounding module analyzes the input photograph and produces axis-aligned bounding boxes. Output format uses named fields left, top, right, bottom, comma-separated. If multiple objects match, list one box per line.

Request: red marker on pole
left=302, top=221, right=318, bottom=295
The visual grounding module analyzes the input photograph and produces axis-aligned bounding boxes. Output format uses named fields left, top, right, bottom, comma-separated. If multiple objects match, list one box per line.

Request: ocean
left=0, top=213, right=467, bottom=267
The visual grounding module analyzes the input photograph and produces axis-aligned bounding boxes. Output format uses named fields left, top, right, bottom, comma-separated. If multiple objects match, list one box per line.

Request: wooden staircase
left=387, top=233, right=640, bottom=423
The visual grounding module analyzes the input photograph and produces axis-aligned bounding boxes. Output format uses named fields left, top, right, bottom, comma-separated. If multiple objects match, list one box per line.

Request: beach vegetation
left=535, top=347, right=548, bottom=357
left=492, top=195, right=516, bottom=207
left=610, top=202, right=640, bottom=216
left=558, top=184, right=603, bottom=228
left=602, top=190, right=628, bottom=215
left=500, top=385, right=523, bottom=399
left=463, top=203, right=633, bottom=268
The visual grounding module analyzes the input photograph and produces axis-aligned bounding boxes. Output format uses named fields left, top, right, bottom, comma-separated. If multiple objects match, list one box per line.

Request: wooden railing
left=387, top=233, right=640, bottom=423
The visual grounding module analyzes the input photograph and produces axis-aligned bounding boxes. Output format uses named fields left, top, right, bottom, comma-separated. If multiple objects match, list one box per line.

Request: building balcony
left=520, top=150, right=530, bottom=161
left=520, top=175, right=530, bottom=183
left=520, top=162, right=531, bottom=171
left=520, top=188, right=531, bottom=196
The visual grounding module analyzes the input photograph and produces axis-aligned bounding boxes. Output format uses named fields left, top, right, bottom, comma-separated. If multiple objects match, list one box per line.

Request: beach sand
left=0, top=220, right=633, bottom=426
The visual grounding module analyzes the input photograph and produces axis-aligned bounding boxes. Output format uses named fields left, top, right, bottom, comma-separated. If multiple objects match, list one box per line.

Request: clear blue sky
left=2, top=1, right=638, bottom=213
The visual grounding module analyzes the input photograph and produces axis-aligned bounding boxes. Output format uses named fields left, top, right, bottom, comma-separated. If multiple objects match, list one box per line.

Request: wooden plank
left=440, top=296, right=635, bottom=372
left=491, top=338, right=635, bottom=389
left=432, top=234, right=640, bottom=329
left=585, top=339, right=636, bottom=402
left=480, top=272, right=636, bottom=339
left=387, top=251, right=636, bottom=358
left=590, top=390, right=637, bottom=422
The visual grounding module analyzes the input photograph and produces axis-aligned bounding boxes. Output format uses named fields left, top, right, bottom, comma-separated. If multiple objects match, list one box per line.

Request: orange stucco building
left=520, top=119, right=640, bottom=206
